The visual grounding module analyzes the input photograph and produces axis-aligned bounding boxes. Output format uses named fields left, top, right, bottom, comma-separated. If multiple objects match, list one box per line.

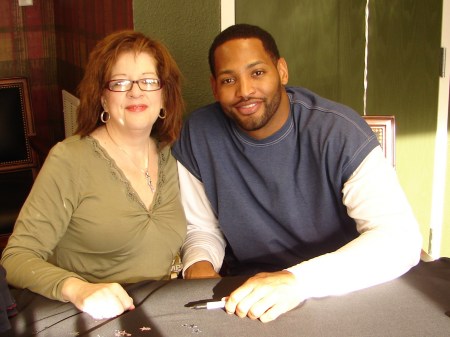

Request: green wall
left=132, top=0, right=448, bottom=256
left=133, top=0, right=220, bottom=113
left=237, top=0, right=365, bottom=114
left=237, top=0, right=447, bottom=255
left=367, top=0, right=442, bottom=254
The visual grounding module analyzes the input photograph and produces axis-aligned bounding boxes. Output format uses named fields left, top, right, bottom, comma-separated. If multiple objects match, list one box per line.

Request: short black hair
left=208, top=24, right=280, bottom=77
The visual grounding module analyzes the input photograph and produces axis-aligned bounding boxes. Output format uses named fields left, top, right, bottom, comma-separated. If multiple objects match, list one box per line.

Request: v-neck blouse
left=1, top=135, right=186, bottom=301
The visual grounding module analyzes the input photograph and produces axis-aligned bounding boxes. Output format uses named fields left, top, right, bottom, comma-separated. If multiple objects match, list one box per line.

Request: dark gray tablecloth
left=0, top=266, right=16, bottom=334
left=3, top=259, right=450, bottom=337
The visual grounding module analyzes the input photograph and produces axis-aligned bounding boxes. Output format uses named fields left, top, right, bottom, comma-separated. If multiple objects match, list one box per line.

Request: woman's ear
left=101, top=97, right=107, bottom=111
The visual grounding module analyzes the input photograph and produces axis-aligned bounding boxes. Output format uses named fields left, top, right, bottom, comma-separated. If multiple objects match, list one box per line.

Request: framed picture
left=362, top=115, right=396, bottom=167
left=0, top=77, right=37, bottom=173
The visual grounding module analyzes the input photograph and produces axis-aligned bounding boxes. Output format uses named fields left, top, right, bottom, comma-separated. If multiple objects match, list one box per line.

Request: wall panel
left=236, top=0, right=365, bottom=113
left=236, top=0, right=447, bottom=255
left=367, top=0, right=442, bottom=250
left=134, top=0, right=220, bottom=113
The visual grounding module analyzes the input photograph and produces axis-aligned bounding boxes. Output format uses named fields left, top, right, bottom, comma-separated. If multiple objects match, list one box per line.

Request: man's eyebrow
left=216, top=61, right=265, bottom=77
left=246, top=60, right=264, bottom=69
left=216, top=69, right=234, bottom=77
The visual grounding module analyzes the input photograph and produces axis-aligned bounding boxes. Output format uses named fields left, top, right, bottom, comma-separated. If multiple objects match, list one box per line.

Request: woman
left=1, top=30, right=186, bottom=319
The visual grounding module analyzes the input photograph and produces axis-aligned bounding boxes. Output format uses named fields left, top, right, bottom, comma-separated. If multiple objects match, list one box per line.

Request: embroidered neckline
left=87, top=136, right=167, bottom=210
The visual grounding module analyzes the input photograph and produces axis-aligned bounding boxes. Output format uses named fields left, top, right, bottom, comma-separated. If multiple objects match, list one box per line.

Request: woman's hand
left=61, top=277, right=135, bottom=319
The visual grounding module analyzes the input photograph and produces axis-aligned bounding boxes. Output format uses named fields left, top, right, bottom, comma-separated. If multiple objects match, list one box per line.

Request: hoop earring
left=158, top=108, right=167, bottom=119
left=100, top=111, right=110, bottom=123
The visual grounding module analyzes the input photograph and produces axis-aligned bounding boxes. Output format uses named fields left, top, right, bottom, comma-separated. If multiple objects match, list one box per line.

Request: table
left=4, top=259, right=450, bottom=337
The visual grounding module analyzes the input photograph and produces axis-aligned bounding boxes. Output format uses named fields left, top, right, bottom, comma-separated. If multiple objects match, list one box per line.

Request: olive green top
left=1, top=135, right=186, bottom=301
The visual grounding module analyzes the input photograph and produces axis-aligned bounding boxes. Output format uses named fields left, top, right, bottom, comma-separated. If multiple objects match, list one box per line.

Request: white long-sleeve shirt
left=178, top=147, right=422, bottom=302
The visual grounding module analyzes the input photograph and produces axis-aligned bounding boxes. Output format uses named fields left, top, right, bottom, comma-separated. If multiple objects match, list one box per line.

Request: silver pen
left=191, top=300, right=226, bottom=310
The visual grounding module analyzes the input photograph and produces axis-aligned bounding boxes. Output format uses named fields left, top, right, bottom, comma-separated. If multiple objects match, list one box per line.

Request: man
left=172, top=24, right=422, bottom=323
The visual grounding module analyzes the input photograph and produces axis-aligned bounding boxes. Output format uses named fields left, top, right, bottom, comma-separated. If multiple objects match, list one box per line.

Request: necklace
left=105, top=126, right=155, bottom=193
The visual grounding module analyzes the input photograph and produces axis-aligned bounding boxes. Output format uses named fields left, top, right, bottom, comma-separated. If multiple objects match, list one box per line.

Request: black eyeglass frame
left=105, top=78, right=163, bottom=92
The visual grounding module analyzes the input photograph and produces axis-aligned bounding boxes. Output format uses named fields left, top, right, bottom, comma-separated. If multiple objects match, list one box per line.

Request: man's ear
left=277, top=57, right=289, bottom=85
left=210, top=75, right=219, bottom=101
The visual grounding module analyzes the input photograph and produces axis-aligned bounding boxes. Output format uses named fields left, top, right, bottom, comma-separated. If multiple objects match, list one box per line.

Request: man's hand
left=224, top=270, right=304, bottom=323
left=184, top=261, right=220, bottom=279
left=61, top=277, right=135, bottom=319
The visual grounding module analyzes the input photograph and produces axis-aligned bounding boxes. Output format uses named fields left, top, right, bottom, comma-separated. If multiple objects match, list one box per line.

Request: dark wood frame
left=362, top=115, right=396, bottom=167
left=0, top=77, right=39, bottom=250
left=0, top=77, right=39, bottom=177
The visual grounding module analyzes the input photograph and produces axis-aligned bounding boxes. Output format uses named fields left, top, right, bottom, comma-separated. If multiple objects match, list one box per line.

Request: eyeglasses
left=106, top=78, right=162, bottom=92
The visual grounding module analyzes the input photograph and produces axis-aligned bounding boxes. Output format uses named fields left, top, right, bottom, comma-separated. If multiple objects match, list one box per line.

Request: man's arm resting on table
left=177, top=162, right=226, bottom=279
left=286, top=147, right=422, bottom=299
left=179, top=148, right=422, bottom=322
left=225, top=147, right=422, bottom=322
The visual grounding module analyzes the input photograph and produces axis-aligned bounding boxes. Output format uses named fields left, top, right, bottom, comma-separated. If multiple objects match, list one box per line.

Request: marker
left=191, top=300, right=226, bottom=310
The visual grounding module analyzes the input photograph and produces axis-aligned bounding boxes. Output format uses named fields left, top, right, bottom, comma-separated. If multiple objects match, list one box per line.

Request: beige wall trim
left=429, top=0, right=450, bottom=259
left=221, top=0, right=235, bottom=31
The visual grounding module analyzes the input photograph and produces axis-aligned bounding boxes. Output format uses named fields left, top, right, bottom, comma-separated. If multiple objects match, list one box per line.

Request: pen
left=191, top=300, right=226, bottom=310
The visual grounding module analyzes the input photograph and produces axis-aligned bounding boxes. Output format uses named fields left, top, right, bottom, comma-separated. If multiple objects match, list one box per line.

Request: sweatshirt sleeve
left=177, top=162, right=226, bottom=275
left=287, top=147, right=422, bottom=301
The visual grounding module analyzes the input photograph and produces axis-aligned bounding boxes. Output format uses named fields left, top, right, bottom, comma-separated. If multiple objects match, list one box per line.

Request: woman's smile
left=125, top=104, right=148, bottom=112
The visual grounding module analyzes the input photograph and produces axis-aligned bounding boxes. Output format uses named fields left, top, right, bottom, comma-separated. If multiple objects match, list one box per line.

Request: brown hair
left=75, top=30, right=184, bottom=146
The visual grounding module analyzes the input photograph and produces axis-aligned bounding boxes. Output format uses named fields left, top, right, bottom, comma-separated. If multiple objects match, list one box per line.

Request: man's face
left=211, top=38, right=289, bottom=139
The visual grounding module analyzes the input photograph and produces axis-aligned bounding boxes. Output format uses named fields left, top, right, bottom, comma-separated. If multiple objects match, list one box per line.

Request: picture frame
left=0, top=77, right=38, bottom=173
left=362, top=115, right=396, bottom=167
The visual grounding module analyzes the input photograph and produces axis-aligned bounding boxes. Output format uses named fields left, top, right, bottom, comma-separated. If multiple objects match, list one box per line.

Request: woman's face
left=102, top=51, right=163, bottom=134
